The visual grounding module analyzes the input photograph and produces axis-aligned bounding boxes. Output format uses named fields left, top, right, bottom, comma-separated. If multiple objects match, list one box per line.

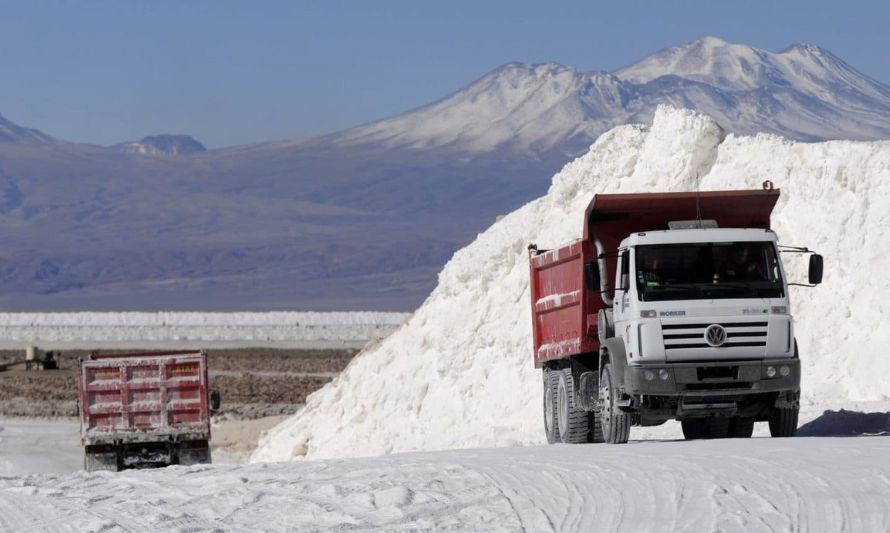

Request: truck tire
left=769, top=406, right=799, bottom=438
left=177, top=440, right=212, bottom=466
left=557, top=369, right=589, bottom=443
left=729, top=417, right=755, bottom=438
left=543, top=370, right=559, bottom=444
left=599, top=364, right=630, bottom=444
left=588, top=410, right=604, bottom=443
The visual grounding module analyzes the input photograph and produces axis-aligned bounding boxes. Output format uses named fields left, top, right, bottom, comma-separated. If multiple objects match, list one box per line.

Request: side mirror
left=584, top=263, right=600, bottom=291
left=808, top=254, right=823, bottom=285
left=210, top=390, right=221, bottom=411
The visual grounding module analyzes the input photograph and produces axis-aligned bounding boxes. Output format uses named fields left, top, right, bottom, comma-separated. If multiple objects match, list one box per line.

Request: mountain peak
left=615, top=36, right=768, bottom=89
left=783, top=42, right=826, bottom=55
left=691, top=35, right=730, bottom=47
left=493, top=61, right=571, bottom=74
left=118, top=134, right=206, bottom=157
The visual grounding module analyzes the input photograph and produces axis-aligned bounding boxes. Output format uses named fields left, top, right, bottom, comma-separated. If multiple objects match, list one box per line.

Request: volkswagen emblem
left=704, top=324, right=727, bottom=347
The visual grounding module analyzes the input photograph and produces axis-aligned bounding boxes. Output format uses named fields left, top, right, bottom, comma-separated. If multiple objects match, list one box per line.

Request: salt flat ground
left=0, top=418, right=82, bottom=475
left=6, top=401, right=885, bottom=476
left=1, top=408, right=889, bottom=532
left=0, top=436, right=888, bottom=532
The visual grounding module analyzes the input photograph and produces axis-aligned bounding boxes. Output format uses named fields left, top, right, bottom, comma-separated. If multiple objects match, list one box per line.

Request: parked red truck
left=77, top=350, right=220, bottom=471
left=529, top=187, right=822, bottom=444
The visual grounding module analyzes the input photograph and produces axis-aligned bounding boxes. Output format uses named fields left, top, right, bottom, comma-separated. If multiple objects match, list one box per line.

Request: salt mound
left=252, top=106, right=890, bottom=462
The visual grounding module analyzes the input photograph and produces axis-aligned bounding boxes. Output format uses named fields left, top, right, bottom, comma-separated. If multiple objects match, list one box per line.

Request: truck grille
left=662, top=321, right=768, bottom=350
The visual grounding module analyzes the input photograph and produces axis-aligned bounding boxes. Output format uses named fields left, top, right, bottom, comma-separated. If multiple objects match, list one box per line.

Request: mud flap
left=84, top=445, right=119, bottom=472
left=177, top=440, right=212, bottom=466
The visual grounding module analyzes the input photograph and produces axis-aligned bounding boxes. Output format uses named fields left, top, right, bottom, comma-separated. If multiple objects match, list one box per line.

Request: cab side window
left=620, top=250, right=630, bottom=291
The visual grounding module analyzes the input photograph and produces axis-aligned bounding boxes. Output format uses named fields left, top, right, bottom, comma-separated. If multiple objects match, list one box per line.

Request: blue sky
left=1, top=1, right=887, bottom=148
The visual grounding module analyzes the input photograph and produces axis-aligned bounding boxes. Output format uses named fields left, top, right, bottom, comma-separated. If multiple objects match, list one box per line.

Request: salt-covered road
left=0, top=418, right=82, bottom=476
left=2, top=436, right=888, bottom=532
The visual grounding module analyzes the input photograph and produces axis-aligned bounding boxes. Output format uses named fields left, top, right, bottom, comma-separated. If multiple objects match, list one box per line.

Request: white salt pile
left=253, top=106, right=890, bottom=462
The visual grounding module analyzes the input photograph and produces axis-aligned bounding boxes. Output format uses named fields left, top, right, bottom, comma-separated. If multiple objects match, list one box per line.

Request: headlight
left=658, top=369, right=670, bottom=381
left=644, top=370, right=656, bottom=381
left=779, top=365, right=791, bottom=377
left=765, top=366, right=777, bottom=378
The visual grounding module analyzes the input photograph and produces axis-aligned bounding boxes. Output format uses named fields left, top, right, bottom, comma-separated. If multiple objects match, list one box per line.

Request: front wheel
left=599, top=363, right=630, bottom=444
left=769, top=406, right=799, bottom=438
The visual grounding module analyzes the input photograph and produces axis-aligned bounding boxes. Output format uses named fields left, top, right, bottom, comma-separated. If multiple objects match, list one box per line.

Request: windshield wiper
left=644, top=282, right=703, bottom=294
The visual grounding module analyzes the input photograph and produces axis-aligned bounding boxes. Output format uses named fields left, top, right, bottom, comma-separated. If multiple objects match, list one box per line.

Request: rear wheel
left=599, top=363, right=630, bottom=444
left=557, top=369, right=589, bottom=443
left=543, top=370, right=559, bottom=444
left=587, top=409, right=604, bottom=443
left=769, top=406, right=799, bottom=438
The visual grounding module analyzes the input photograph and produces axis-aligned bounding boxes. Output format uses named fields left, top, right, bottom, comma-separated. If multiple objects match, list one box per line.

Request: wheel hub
left=600, top=376, right=611, bottom=434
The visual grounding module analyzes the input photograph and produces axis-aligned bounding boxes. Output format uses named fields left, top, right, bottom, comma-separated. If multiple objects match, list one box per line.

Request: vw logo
left=704, top=324, right=727, bottom=347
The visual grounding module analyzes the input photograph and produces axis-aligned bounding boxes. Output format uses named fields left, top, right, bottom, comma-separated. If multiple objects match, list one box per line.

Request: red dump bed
left=77, top=351, right=211, bottom=445
left=529, top=189, right=780, bottom=367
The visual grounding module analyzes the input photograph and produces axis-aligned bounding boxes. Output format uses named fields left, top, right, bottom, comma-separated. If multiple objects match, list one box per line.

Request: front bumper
left=624, top=358, right=800, bottom=397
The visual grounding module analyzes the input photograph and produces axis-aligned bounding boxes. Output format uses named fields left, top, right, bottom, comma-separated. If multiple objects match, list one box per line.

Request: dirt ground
left=0, top=348, right=357, bottom=419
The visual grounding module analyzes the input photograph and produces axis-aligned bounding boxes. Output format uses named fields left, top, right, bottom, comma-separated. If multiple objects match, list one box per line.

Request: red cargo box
left=78, top=350, right=211, bottom=445
left=529, top=240, right=602, bottom=366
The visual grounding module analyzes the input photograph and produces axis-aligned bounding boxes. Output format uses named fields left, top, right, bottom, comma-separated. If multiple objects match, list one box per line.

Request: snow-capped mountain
left=117, top=134, right=206, bottom=157
left=334, top=36, right=890, bottom=153
left=1, top=37, right=890, bottom=311
left=333, top=63, right=631, bottom=156
left=616, top=36, right=890, bottom=141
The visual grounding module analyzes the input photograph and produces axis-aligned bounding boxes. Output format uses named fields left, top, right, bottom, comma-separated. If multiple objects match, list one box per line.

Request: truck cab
left=530, top=188, right=822, bottom=444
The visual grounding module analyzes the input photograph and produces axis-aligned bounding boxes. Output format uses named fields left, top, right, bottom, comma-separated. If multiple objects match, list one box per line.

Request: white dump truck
left=529, top=186, right=822, bottom=443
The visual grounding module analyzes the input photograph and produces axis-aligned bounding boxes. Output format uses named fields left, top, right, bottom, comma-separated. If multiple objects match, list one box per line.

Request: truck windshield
left=635, top=241, right=784, bottom=301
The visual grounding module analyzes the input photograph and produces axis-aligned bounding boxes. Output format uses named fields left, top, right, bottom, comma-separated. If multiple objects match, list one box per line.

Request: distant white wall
left=0, top=312, right=410, bottom=349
